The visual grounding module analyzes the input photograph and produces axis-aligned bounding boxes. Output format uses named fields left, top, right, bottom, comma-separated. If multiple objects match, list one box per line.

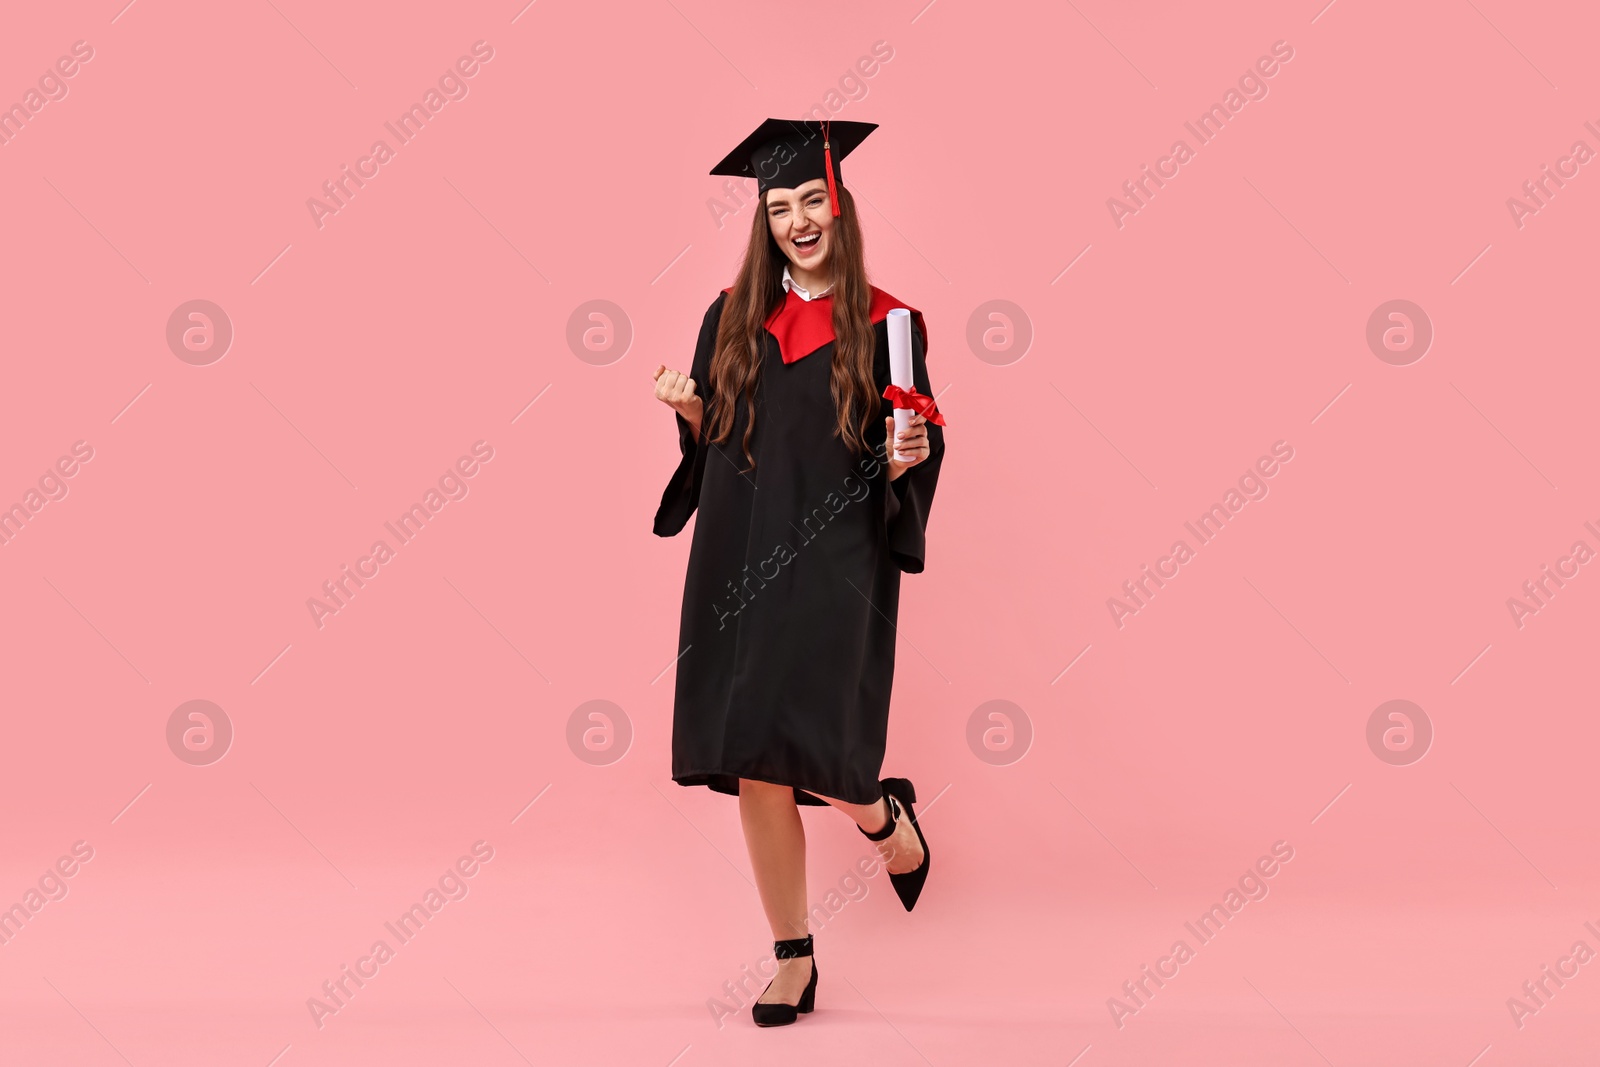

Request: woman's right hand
left=653, top=364, right=703, bottom=438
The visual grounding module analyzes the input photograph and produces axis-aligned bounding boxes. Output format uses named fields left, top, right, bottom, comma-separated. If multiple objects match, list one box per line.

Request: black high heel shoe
left=858, top=777, right=931, bottom=911
left=751, top=935, right=817, bottom=1027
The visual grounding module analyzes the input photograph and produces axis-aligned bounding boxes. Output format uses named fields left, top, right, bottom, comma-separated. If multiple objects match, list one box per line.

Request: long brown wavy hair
left=706, top=183, right=876, bottom=473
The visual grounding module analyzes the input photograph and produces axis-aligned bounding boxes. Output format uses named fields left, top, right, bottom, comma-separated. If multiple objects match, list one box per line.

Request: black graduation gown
left=653, top=286, right=945, bottom=807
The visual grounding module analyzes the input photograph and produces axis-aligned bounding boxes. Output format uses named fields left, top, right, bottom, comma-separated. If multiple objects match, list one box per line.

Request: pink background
left=3, top=0, right=1598, bottom=1063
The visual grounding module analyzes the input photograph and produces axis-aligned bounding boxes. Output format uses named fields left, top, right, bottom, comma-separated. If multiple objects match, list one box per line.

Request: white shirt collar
left=782, top=264, right=833, bottom=301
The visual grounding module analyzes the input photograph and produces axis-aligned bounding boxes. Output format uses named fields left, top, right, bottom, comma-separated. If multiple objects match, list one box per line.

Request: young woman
left=651, top=118, right=946, bottom=1027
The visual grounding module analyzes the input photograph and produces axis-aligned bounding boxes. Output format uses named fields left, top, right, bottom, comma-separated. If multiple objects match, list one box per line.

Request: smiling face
left=765, top=178, right=834, bottom=279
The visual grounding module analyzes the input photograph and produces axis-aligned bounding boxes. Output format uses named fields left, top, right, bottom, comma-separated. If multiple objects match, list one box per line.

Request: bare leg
left=738, top=779, right=813, bottom=1005
left=813, top=790, right=925, bottom=875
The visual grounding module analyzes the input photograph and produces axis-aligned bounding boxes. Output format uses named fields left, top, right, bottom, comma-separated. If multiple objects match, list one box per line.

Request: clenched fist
left=653, top=364, right=703, bottom=437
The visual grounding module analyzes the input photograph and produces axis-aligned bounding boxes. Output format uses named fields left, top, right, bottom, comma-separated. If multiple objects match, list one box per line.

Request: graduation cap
left=709, top=117, right=878, bottom=217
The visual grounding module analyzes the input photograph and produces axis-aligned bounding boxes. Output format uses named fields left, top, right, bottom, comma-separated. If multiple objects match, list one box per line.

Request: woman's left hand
left=885, top=413, right=929, bottom=482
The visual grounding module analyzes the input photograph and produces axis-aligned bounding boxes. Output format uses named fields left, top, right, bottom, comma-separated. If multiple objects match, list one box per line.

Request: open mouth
left=793, top=232, right=821, bottom=256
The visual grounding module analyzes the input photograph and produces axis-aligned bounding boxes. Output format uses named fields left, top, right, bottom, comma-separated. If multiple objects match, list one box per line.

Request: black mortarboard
left=709, top=117, right=878, bottom=217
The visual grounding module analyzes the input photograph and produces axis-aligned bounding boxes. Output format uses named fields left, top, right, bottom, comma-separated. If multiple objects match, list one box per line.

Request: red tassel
left=823, top=120, right=840, bottom=217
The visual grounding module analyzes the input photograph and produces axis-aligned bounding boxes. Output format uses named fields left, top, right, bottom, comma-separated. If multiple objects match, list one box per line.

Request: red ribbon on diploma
left=882, top=383, right=947, bottom=426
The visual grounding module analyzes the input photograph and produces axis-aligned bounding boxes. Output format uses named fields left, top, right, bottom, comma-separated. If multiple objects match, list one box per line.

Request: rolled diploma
left=887, top=308, right=914, bottom=461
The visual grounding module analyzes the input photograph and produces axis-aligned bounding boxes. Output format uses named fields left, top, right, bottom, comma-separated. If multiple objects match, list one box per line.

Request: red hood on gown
left=720, top=284, right=928, bottom=365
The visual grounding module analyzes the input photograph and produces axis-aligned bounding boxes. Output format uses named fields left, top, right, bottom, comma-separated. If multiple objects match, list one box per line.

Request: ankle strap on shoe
left=774, top=935, right=813, bottom=959
left=859, top=794, right=900, bottom=842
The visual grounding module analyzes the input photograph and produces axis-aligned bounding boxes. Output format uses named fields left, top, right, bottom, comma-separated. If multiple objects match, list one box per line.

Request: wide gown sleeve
left=883, top=314, right=945, bottom=573
left=653, top=293, right=725, bottom=537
